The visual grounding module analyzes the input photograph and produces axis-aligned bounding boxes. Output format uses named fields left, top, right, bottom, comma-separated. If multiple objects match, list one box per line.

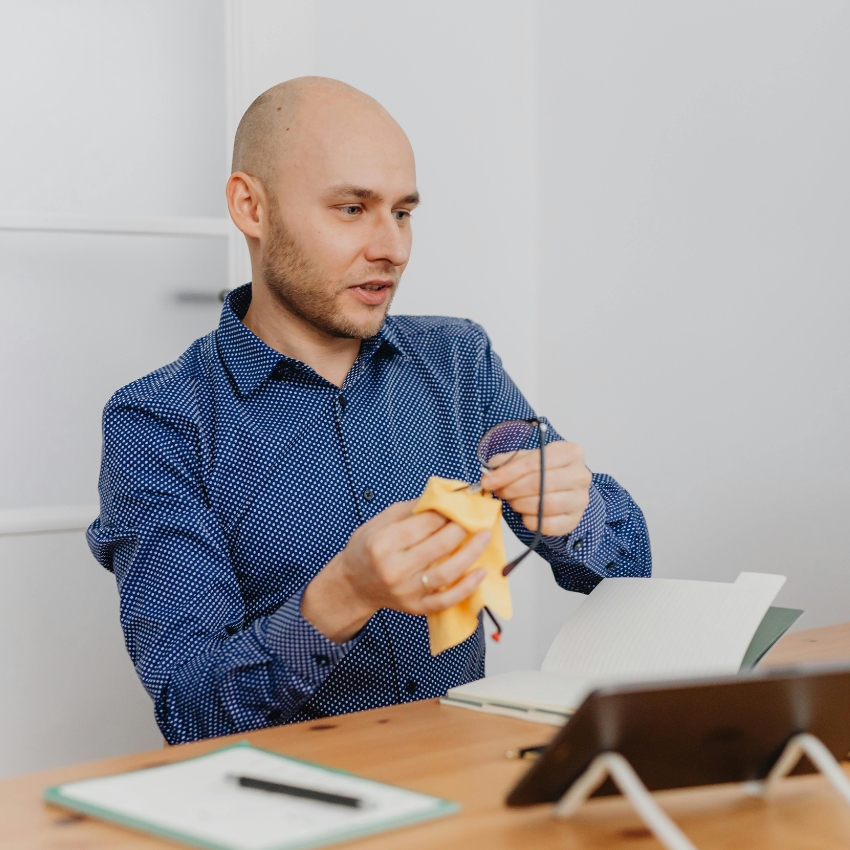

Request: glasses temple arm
left=502, top=420, right=546, bottom=577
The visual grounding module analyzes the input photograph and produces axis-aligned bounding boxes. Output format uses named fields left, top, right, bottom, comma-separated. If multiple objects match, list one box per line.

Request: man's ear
left=226, top=172, right=267, bottom=241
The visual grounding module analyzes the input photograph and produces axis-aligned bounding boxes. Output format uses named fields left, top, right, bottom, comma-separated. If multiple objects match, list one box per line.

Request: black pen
left=505, top=745, right=546, bottom=761
left=228, top=774, right=362, bottom=808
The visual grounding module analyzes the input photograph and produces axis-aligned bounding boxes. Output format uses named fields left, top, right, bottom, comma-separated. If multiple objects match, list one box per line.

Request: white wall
left=0, top=0, right=228, bottom=777
left=2, top=0, right=848, bottom=777
left=537, top=1, right=850, bottom=633
left=0, top=532, right=161, bottom=776
left=0, top=0, right=228, bottom=509
left=315, top=0, right=540, bottom=400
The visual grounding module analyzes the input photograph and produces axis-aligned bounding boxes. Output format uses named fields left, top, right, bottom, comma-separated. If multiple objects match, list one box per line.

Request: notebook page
left=541, top=573, right=785, bottom=681
left=53, top=745, right=451, bottom=850
left=447, top=670, right=596, bottom=713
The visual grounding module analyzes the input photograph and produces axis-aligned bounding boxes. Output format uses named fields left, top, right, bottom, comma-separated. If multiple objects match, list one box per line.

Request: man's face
left=261, top=98, right=418, bottom=340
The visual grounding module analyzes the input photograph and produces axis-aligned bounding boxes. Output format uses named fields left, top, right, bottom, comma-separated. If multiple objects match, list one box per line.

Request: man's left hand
left=479, top=441, right=591, bottom=537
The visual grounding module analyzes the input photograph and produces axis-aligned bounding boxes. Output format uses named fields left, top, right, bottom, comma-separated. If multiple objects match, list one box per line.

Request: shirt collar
left=216, top=283, right=404, bottom=397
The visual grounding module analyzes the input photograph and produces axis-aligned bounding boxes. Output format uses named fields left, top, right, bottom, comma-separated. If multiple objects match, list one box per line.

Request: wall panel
left=537, top=0, right=850, bottom=629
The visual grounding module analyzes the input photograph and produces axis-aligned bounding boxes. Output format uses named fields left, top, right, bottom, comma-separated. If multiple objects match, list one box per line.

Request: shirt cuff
left=540, top=481, right=606, bottom=568
left=257, top=586, right=362, bottom=689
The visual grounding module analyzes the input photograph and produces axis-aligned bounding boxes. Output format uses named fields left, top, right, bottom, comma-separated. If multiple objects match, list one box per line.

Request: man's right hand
left=301, top=500, right=490, bottom=644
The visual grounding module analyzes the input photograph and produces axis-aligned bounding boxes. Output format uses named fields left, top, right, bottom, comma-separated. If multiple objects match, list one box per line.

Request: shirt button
left=572, top=539, right=584, bottom=552
left=405, top=679, right=418, bottom=695
left=339, top=395, right=347, bottom=411
left=362, top=489, right=375, bottom=502
left=314, top=654, right=331, bottom=667
left=270, top=361, right=290, bottom=381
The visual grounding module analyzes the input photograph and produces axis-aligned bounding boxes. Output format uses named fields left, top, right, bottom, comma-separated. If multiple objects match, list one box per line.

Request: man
left=88, top=77, right=650, bottom=744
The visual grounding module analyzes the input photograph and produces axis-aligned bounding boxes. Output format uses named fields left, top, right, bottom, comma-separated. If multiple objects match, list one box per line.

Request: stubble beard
left=261, top=200, right=395, bottom=340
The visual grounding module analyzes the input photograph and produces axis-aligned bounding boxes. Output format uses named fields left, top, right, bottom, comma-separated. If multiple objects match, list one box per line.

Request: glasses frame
left=477, top=416, right=548, bottom=642
left=477, top=417, right=548, bottom=578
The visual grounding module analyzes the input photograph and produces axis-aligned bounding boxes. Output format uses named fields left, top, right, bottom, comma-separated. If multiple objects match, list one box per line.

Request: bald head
left=231, top=76, right=401, bottom=188
left=227, top=76, right=417, bottom=347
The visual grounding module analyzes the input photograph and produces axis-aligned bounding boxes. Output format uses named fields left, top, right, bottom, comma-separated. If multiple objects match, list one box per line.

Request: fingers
left=420, top=530, right=491, bottom=590
left=522, top=505, right=587, bottom=537
left=485, top=451, right=516, bottom=470
left=363, top=511, right=470, bottom=596
left=391, top=529, right=491, bottom=614
left=509, top=490, right=581, bottom=517
left=479, top=441, right=591, bottom=539
left=366, top=499, right=415, bottom=529
left=480, top=449, right=539, bottom=492
left=481, top=441, right=583, bottom=493
left=520, top=467, right=591, bottom=531
left=402, top=520, right=469, bottom=570
left=495, top=464, right=590, bottom=502
left=420, top=568, right=487, bottom=614
left=372, top=509, right=449, bottom=557
left=339, top=502, right=493, bottom=625
left=414, top=531, right=490, bottom=614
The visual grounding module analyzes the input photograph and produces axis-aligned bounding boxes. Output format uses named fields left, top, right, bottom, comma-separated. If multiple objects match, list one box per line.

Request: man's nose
left=364, top=210, right=410, bottom=268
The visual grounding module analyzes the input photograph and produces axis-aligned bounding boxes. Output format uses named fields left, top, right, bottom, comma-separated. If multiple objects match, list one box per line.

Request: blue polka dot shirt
left=87, top=284, right=651, bottom=744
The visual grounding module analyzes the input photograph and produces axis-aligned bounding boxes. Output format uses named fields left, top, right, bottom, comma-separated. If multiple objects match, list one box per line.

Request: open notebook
left=442, top=572, right=802, bottom=725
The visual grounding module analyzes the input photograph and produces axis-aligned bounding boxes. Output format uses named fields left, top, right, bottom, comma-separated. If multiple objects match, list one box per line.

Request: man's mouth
left=348, top=280, right=394, bottom=306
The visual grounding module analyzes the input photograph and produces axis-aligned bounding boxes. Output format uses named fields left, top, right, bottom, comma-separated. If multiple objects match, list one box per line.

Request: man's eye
left=341, top=205, right=360, bottom=215
left=393, top=210, right=411, bottom=221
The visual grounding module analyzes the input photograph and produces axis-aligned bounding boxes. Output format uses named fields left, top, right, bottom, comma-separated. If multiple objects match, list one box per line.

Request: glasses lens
left=477, top=420, right=536, bottom=470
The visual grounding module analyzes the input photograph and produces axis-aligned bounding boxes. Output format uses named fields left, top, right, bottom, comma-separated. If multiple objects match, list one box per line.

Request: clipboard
left=45, top=742, right=458, bottom=850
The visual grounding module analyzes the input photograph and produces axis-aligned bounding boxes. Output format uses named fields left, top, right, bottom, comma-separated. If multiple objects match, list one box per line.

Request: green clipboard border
left=44, top=740, right=460, bottom=850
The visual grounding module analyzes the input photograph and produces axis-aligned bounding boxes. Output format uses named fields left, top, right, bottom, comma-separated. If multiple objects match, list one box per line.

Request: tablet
left=506, top=664, right=850, bottom=807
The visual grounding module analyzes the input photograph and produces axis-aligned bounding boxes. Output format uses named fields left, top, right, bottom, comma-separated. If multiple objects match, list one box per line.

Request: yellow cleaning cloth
left=413, top=476, right=512, bottom=655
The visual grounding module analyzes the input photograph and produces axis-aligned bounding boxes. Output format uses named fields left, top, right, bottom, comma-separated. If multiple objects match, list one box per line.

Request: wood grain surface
left=2, top=622, right=850, bottom=850
left=760, top=621, right=850, bottom=669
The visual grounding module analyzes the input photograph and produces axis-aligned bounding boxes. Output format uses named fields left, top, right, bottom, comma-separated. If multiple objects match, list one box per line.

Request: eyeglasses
left=477, top=417, right=548, bottom=577
left=475, top=417, right=548, bottom=641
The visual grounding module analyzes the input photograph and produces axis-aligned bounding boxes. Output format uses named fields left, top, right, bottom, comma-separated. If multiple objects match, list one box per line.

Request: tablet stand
left=754, top=732, right=850, bottom=803
left=554, top=751, right=697, bottom=850
left=554, top=734, right=850, bottom=850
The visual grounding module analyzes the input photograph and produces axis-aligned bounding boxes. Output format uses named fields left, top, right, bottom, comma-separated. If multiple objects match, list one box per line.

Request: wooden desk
left=3, top=623, right=850, bottom=850
left=760, top=620, right=850, bottom=669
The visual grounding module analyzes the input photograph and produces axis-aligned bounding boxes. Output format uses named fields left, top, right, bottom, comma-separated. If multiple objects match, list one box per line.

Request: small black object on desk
left=229, top=775, right=362, bottom=808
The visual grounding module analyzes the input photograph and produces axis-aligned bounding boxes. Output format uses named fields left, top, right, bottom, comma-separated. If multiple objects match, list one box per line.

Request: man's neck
left=241, top=283, right=361, bottom=388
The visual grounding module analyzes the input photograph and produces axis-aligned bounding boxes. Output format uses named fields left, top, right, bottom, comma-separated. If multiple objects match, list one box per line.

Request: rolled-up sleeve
left=87, top=400, right=361, bottom=744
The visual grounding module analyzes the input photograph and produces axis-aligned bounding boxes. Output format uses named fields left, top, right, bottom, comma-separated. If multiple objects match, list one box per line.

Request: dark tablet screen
left=507, top=665, right=850, bottom=807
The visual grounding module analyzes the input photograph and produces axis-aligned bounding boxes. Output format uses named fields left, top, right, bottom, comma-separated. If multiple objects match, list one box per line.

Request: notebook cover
left=740, top=606, right=804, bottom=670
